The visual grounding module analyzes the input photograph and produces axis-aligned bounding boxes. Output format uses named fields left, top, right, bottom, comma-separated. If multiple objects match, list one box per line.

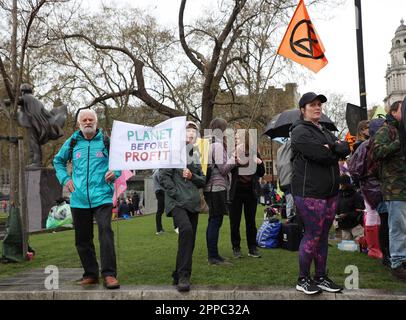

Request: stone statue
left=18, top=83, right=67, bottom=168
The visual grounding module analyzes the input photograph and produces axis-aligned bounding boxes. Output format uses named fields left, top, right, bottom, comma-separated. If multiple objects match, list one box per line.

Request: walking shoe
left=177, top=277, right=190, bottom=292
left=382, top=256, right=391, bottom=268
left=155, top=230, right=165, bottom=235
left=314, top=276, right=343, bottom=293
left=391, top=266, right=406, bottom=280
left=79, top=277, right=99, bottom=286
left=233, top=248, right=243, bottom=259
left=296, top=277, right=322, bottom=295
left=174, top=228, right=179, bottom=234
left=248, top=249, right=261, bottom=258
left=103, top=276, right=120, bottom=289
left=208, top=257, right=232, bottom=266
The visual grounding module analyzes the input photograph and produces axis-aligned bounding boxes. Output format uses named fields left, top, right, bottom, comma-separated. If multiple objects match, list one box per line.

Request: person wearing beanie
left=159, top=120, right=205, bottom=292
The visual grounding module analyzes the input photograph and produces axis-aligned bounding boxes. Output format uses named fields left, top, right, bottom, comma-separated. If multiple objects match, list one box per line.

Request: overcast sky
left=91, top=0, right=405, bottom=109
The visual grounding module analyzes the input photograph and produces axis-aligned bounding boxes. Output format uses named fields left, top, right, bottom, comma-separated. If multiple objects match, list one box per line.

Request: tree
left=322, top=91, right=348, bottom=137
left=0, top=0, right=68, bottom=204
left=42, top=0, right=340, bottom=131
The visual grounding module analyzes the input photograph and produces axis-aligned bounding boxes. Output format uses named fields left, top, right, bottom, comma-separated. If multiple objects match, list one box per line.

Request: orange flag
left=345, top=132, right=356, bottom=152
left=277, top=0, right=328, bottom=73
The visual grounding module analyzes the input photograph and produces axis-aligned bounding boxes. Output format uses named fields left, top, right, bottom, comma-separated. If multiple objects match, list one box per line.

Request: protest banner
left=109, top=117, right=187, bottom=170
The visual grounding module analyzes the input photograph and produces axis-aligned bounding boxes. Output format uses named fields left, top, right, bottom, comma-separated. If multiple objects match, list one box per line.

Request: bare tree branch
left=59, top=33, right=184, bottom=118
left=0, top=56, right=14, bottom=101
left=178, top=0, right=205, bottom=73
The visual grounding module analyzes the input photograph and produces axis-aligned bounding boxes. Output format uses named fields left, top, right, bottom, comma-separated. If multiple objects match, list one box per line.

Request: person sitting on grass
left=118, top=198, right=130, bottom=219
left=336, top=175, right=365, bottom=242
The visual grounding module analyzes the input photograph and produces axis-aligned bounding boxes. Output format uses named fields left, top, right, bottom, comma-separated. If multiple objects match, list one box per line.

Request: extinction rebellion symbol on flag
left=289, top=19, right=325, bottom=60
left=277, top=0, right=328, bottom=73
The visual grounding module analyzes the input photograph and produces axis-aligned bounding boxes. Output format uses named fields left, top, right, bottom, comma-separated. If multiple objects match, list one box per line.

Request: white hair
left=77, top=109, right=98, bottom=124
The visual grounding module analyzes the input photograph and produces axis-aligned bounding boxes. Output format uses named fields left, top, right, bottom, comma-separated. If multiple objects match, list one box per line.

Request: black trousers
left=155, top=190, right=165, bottom=232
left=172, top=207, right=199, bottom=279
left=229, top=191, right=258, bottom=251
left=71, top=204, right=117, bottom=279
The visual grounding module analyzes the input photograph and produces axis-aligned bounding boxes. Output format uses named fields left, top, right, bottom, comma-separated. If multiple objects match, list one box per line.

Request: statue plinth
left=25, top=167, right=62, bottom=233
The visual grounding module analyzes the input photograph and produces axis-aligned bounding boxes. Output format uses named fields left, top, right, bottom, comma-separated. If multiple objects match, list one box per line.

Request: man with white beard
left=53, top=109, right=121, bottom=289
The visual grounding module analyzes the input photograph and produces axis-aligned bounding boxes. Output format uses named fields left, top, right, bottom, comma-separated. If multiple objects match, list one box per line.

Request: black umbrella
left=264, top=109, right=338, bottom=139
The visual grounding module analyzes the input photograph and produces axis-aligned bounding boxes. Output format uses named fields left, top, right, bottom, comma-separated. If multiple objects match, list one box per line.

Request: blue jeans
left=385, top=201, right=406, bottom=269
left=204, top=191, right=227, bottom=259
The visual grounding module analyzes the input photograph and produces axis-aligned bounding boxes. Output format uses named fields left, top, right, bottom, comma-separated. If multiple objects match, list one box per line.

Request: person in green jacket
left=53, top=109, right=121, bottom=289
left=373, top=100, right=406, bottom=280
left=159, top=121, right=206, bottom=292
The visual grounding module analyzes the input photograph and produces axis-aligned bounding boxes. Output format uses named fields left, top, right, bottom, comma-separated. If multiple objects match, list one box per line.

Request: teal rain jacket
left=53, top=129, right=121, bottom=209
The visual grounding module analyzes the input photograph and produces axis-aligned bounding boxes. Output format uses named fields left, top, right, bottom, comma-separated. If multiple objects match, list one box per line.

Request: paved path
left=0, top=269, right=405, bottom=300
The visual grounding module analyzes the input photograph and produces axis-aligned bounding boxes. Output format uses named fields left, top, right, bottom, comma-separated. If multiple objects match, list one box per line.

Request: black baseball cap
left=299, top=92, right=327, bottom=108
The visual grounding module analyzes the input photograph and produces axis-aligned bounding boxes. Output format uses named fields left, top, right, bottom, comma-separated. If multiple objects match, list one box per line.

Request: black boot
left=177, top=276, right=190, bottom=292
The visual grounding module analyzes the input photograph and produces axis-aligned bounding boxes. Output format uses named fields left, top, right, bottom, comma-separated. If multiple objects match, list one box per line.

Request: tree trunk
left=9, top=0, right=19, bottom=206
left=201, top=89, right=214, bottom=131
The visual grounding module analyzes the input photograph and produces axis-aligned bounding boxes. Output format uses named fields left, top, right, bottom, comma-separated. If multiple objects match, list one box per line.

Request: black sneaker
left=248, top=249, right=261, bottom=258
left=177, top=277, right=190, bottom=292
left=208, top=257, right=232, bottom=266
left=391, top=266, right=406, bottom=280
left=382, top=256, right=392, bottom=268
left=233, top=248, right=243, bottom=259
left=296, top=277, right=322, bottom=295
left=314, top=276, right=343, bottom=293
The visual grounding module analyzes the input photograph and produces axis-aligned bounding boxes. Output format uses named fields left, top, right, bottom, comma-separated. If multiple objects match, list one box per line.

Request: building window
left=264, top=160, right=273, bottom=176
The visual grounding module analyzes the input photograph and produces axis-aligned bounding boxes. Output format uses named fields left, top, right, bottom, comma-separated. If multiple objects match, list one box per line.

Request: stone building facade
left=214, top=83, right=299, bottom=183
left=385, top=19, right=406, bottom=107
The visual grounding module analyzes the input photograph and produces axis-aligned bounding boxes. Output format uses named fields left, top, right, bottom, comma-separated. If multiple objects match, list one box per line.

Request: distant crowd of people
left=117, top=192, right=143, bottom=218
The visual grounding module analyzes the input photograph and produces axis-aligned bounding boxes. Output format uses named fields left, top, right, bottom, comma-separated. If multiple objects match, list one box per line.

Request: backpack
left=348, top=140, right=369, bottom=181
left=256, top=219, right=282, bottom=249
left=276, top=139, right=293, bottom=190
left=68, top=132, right=110, bottom=162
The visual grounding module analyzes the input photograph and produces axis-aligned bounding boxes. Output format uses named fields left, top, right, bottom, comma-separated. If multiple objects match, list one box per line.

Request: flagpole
left=355, top=0, right=368, bottom=120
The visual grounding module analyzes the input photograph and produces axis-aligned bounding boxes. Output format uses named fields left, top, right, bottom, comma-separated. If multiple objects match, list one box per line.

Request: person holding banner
left=159, top=121, right=206, bottom=292
left=53, top=109, right=121, bottom=290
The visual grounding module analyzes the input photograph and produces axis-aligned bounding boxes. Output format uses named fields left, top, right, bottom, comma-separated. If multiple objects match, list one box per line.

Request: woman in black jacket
left=291, top=92, right=350, bottom=295
left=229, top=130, right=265, bottom=259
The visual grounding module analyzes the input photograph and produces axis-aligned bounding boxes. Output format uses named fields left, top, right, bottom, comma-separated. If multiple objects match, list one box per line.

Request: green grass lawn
left=1, top=206, right=406, bottom=291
